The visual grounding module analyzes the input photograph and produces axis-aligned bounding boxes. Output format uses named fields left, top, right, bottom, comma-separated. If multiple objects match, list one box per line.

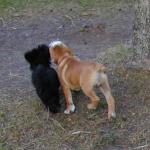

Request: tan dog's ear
left=49, top=46, right=61, bottom=64
left=63, top=46, right=74, bottom=56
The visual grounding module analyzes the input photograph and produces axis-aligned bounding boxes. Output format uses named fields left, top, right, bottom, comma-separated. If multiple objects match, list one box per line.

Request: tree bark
left=132, top=0, right=150, bottom=68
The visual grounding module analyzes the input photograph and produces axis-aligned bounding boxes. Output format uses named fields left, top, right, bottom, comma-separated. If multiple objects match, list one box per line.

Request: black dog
left=24, top=44, right=60, bottom=113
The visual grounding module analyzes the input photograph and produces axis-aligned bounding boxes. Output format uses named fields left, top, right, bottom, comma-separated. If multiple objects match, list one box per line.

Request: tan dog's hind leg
left=99, top=73, right=116, bottom=119
left=81, top=83, right=100, bottom=110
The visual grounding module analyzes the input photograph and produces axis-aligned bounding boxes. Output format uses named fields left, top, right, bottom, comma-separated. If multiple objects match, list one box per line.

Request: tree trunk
left=132, top=0, right=150, bottom=68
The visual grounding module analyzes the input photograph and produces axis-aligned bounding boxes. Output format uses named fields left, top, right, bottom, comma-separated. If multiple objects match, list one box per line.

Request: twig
left=9, top=71, right=21, bottom=78
left=0, top=17, right=6, bottom=27
left=8, top=6, right=16, bottom=11
left=71, top=131, right=91, bottom=135
left=50, top=118, right=65, bottom=131
left=133, top=144, right=149, bottom=149
left=64, top=15, right=75, bottom=26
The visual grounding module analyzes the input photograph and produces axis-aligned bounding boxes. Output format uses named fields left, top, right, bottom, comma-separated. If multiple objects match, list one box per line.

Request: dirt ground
left=0, top=0, right=150, bottom=150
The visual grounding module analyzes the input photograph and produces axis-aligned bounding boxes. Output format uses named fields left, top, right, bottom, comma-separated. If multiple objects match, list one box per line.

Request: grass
left=0, top=39, right=149, bottom=150
left=79, top=0, right=97, bottom=7
left=0, top=0, right=26, bottom=9
left=78, top=0, right=132, bottom=7
left=0, top=0, right=28, bottom=16
left=95, top=44, right=135, bottom=68
left=1, top=67, right=149, bottom=149
left=93, top=131, right=116, bottom=148
left=0, top=0, right=133, bottom=19
left=0, top=0, right=51, bottom=18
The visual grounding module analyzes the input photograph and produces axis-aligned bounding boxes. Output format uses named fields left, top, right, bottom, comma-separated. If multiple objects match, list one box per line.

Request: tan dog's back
left=60, top=57, right=105, bottom=90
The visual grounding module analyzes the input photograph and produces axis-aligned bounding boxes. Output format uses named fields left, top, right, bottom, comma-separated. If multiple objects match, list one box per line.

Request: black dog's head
left=24, top=44, right=50, bottom=70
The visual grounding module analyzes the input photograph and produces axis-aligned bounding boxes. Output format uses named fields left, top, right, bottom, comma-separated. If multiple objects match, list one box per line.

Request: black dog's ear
left=24, top=51, right=32, bottom=63
left=24, top=49, right=37, bottom=64
left=37, top=44, right=50, bottom=59
left=37, top=44, right=51, bottom=64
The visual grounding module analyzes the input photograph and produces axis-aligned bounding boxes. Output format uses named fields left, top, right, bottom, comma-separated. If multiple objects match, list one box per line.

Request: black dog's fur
left=24, top=44, right=60, bottom=113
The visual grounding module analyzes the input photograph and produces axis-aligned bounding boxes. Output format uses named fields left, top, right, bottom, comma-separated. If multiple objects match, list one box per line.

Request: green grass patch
left=78, top=0, right=133, bottom=8
left=0, top=0, right=133, bottom=18
left=0, top=0, right=50, bottom=17
left=0, top=0, right=28, bottom=13
left=0, top=143, right=7, bottom=150
left=96, top=44, right=135, bottom=66
left=100, top=100, right=107, bottom=109
left=79, top=0, right=97, bottom=7
left=0, top=111, right=5, bottom=119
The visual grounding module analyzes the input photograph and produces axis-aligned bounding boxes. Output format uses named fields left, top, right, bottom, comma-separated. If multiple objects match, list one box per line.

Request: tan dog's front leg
left=62, top=86, right=75, bottom=114
left=58, top=73, right=75, bottom=114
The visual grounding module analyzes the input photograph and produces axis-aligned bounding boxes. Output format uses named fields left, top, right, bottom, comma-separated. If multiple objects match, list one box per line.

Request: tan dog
left=49, top=41, right=116, bottom=119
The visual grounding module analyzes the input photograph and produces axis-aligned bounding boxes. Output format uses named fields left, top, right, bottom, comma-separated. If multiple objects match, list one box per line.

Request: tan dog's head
left=49, top=41, right=73, bottom=64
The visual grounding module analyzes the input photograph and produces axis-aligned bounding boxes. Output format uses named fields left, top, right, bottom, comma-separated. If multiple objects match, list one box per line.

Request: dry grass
left=0, top=65, right=150, bottom=149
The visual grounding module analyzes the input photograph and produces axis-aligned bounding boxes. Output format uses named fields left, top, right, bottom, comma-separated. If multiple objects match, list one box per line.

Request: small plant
left=0, top=111, right=5, bottom=119
left=0, top=142, right=7, bottom=150
left=100, top=132, right=116, bottom=145
left=100, top=100, right=107, bottom=109
left=93, top=131, right=116, bottom=148
left=96, top=44, right=135, bottom=67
